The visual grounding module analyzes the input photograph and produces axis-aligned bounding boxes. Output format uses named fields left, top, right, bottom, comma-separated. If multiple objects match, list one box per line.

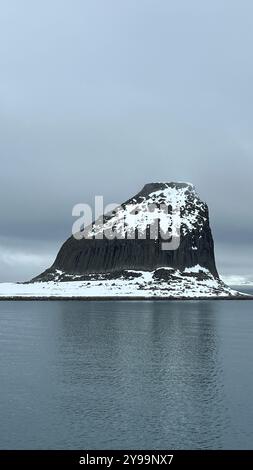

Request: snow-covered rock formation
left=0, top=182, right=248, bottom=299
left=35, top=182, right=218, bottom=280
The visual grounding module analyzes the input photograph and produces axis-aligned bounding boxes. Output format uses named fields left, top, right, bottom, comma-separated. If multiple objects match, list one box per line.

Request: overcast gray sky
left=0, top=0, right=252, bottom=281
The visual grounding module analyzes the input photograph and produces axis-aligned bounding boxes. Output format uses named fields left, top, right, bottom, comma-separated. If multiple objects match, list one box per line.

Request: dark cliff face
left=34, top=182, right=218, bottom=281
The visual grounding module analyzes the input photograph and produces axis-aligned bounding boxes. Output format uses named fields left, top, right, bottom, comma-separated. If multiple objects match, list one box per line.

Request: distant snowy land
left=221, top=275, right=253, bottom=287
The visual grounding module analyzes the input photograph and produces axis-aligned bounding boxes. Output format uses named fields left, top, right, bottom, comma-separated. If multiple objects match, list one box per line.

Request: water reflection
left=55, top=301, right=227, bottom=449
left=1, top=300, right=252, bottom=449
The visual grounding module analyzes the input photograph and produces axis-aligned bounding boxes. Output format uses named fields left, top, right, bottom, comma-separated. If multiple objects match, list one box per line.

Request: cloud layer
left=0, top=0, right=252, bottom=281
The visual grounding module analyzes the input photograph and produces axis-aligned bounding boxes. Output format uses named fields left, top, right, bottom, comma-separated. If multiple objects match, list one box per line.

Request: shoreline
left=0, top=295, right=252, bottom=301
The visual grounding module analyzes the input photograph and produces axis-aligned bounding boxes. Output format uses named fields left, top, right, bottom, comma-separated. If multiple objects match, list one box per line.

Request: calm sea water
left=0, top=287, right=253, bottom=450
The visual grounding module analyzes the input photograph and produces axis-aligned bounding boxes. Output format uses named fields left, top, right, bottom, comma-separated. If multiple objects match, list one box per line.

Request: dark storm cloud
left=0, top=0, right=252, bottom=281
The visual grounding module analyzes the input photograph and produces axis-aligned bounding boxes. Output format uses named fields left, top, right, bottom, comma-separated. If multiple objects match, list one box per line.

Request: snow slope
left=0, top=266, right=246, bottom=299
left=84, top=183, right=207, bottom=239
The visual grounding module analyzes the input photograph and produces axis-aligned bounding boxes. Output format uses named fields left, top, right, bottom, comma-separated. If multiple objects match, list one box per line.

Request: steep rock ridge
left=34, top=182, right=218, bottom=282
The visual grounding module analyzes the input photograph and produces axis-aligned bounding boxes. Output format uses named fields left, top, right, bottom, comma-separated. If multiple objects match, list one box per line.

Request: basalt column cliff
left=34, top=182, right=218, bottom=282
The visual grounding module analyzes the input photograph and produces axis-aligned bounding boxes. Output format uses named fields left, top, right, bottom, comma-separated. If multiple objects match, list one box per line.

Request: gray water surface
left=0, top=295, right=253, bottom=449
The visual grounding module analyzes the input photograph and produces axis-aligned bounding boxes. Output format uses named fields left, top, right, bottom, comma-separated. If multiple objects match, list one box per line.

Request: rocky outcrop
left=33, top=182, right=219, bottom=282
